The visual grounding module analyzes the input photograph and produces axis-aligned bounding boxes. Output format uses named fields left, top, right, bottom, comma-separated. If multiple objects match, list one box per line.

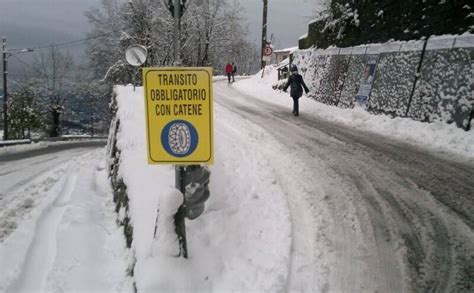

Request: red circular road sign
left=263, top=45, right=273, bottom=56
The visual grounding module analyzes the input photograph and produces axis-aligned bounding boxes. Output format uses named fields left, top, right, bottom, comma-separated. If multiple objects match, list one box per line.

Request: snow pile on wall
left=291, top=34, right=474, bottom=130
left=108, top=85, right=292, bottom=291
left=370, top=49, right=422, bottom=116
left=337, top=54, right=366, bottom=108
left=236, top=67, right=474, bottom=159
left=409, top=46, right=473, bottom=128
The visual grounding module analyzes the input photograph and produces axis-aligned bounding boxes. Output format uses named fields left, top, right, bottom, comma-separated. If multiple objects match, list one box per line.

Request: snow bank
left=234, top=67, right=474, bottom=159
left=112, top=85, right=291, bottom=291
left=0, top=141, right=43, bottom=155
left=0, top=150, right=129, bottom=292
left=0, top=139, right=30, bottom=146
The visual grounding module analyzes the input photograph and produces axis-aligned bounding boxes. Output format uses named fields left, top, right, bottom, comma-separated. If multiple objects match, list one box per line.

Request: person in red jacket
left=225, top=63, right=233, bottom=83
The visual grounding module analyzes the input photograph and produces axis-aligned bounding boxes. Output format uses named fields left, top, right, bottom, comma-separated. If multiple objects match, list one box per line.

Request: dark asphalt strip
left=0, top=141, right=106, bottom=163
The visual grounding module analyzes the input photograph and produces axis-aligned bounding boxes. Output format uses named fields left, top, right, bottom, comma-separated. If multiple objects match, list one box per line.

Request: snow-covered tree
left=85, top=0, right=260, bottom=83
left=28, top=46, right=74, bottom=137
left=184, top=0, right=259, bottom=74
left=85, top=0, right=133, bottom=84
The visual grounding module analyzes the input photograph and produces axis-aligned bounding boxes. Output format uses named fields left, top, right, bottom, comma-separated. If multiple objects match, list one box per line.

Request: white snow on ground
left=114, top=86, right=291, bottom=291
left=1, top=63, right=471, bottom=292
left=112, top=64, right=473, bottom=291
left=0, top=149, right=131, bottom=292
left=0, top=139, right=30, bottom=146
left=235, top=66, right=474, bottom=159
left=0, top=147, right=103, bottom=241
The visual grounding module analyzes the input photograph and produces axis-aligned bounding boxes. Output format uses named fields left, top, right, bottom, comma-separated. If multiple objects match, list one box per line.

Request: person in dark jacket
left=231, top=62, right=237, bottom=82
left=283, top=65, right=309, bottom=116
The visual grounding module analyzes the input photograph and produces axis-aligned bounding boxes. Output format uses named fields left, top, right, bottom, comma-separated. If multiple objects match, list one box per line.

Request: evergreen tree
left=302, top=0, right=473, bottom=49
left=7, top=85, right=42, bottom=139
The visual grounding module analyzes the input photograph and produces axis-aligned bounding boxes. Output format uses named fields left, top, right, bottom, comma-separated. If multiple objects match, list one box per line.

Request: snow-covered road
left=214, top=81, right=474, bottom=292
left=0, top=144, right=130, bottom=292
left=2, top=82, right=472, bottom=292
left=0, top=142, right=105, bottom=241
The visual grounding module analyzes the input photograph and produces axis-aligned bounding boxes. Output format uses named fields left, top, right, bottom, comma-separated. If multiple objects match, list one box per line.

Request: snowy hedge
left=292, top=34, right=474, bottom=130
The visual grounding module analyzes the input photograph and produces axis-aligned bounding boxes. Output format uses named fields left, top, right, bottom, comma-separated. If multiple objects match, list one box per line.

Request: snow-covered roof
left=308, top=18, right=320, bottom=25
left=299, top=33, right=308, bottom=40
left=426, top=34, right=474, bottom=50
left=276, top=58, right=290, bottom=69
left=273, top=46, right=299, bottom=54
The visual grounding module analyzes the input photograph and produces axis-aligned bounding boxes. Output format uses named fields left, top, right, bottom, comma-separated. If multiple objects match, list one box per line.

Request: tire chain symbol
left=168, top=122, right=192, bottom=155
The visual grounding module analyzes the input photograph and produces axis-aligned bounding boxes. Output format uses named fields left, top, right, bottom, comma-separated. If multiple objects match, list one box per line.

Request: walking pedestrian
left=231, top=62, right=237, bottom=82
left=283, top=65, right=309, bottom=116
left=225, top=63, right=233, bottom=83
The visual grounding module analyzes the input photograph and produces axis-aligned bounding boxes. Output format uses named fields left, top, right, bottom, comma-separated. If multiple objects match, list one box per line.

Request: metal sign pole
left=2, top=37, right=8, bottom=141
left=172, top=0, right=188, bottom=259
left=175, top=166, right=188, bottom=258
left=261, top=0, right=268, bottom=70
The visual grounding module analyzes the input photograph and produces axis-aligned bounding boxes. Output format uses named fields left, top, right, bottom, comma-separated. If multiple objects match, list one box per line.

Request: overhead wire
left=7, top=27, right=128, bottom=71
left=10, top=55, right=34, bottom=69
left=10, top=27, right=126, bottom=52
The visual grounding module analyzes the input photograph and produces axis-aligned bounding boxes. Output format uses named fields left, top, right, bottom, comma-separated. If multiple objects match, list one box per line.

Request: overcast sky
left=0, top=0, right=321, bottom=76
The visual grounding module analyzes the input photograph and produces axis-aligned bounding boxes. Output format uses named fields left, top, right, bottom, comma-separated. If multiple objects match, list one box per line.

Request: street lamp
left=2, top=37, right=34, bottom=141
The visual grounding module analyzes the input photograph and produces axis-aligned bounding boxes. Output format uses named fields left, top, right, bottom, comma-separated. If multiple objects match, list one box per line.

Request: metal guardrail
left=0, top=136, right=108, bottom=147
left=0, top=139, right=31, bottom=147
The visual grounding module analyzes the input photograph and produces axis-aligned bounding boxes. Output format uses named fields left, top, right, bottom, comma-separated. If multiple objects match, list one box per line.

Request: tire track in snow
left=0, top=147, right=101, bottom=241
left=374, top=186, right=455, bottom=292
left=215, top=86, right=325, bottom=292
left=275, top=170, right=320, bottom=293
left=7, top=173, right=77, bottom=292
left=0, top=156, right=59, bottom=195
left=216, top=84, right=373, bottom=291
left=206, top=108, right=293, bottom=291
left=346, top=173, right=404, bottom=291
left=215, top=81, right=474, bottom=292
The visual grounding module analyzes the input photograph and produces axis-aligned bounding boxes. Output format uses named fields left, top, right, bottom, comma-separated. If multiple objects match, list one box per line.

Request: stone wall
left=292, top=34, right=474, bottom=130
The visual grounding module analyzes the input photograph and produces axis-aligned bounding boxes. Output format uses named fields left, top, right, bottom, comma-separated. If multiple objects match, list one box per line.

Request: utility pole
left=2, top=37, right=33, bottom=141
left=261, top=0, right=268, bottom=69
left=202, top=0, right=210, bottom=66
left=173, top=0, right=182, bottom=65
left=2, top=37, right=8, bottom=141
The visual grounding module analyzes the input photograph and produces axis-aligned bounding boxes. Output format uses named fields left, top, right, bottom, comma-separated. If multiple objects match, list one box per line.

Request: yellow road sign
left=143, top=67, right=214, bottom=165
